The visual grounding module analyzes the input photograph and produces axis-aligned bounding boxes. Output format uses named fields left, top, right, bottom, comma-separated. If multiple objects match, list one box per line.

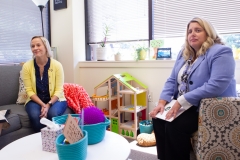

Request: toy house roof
left=94, top=72, right=147, bottom=93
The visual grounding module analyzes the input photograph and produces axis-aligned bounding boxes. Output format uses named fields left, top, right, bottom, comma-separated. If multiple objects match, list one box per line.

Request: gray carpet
left=127, top=149, right=158, bottom=160
left=125, top=138, right=196, bottom=160
left=126, top=148, right=197, bottom=160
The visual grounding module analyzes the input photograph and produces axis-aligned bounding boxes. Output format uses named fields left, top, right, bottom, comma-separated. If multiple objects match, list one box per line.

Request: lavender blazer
left=160, top=44, right=236, bottom=107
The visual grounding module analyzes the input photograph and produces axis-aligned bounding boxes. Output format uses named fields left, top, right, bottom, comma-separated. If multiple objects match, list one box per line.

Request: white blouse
left=176, top=58, right=198, bottom=110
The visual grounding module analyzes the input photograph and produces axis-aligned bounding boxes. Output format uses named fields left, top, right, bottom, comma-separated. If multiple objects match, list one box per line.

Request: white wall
left=50, top=1, right=240, bottom=118
left=78, top=60, right=240, bottom=118
left=50, top=0, right=85, bottom=83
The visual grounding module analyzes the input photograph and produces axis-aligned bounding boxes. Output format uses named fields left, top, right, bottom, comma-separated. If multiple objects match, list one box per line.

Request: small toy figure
left=62, top=138, right=70, bottom=145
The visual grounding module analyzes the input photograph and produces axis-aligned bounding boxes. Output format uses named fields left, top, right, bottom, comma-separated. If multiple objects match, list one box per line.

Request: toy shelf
left=92, top=73, right=148, bottom=139
left=120, top=120, right=137, bottom=129
left=119, top=120, right=138, bottom=139
left=119, top=106, right=147, bottom=113
left=92, top=95, right=120, bottom=102
left=119, top=89, right=147, bottom=94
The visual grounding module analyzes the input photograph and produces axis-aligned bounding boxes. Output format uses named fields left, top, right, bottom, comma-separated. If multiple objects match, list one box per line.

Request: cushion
left=0, top=104, right=31, bottom=128
left=0, top=110, right=10, bottom=135
left=0, top=65, right=22, bottom=106
left=1, top=113, right=21, bottom=136
left=137, top=132, right=156, bottom=147
left=16, top=70, right=27, bottom=104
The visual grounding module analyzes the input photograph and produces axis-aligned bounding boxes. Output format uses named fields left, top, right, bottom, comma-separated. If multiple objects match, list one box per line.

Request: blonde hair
left=183, top=17, right=224, bottom=60
left=31, top=36, right=52, bottom=58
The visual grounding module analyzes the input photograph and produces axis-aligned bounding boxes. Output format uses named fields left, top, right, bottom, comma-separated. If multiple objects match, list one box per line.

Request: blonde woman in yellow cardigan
left=22, top=36, right=67, bottom=132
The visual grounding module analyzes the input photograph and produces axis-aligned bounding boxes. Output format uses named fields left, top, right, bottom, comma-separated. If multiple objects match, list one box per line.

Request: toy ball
left=83, top=106, right=105, bottom=125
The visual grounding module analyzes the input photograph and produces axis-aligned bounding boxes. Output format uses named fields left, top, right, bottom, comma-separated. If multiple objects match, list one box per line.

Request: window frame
left=85, top=0, right=240, bottom=61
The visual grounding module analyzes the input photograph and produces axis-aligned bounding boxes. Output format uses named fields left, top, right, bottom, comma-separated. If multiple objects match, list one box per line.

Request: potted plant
left=135, top=46, right=149, bottom=60
left=97, top=24, right=111, bottom=61
left=114, top=52, right=121, bottom=61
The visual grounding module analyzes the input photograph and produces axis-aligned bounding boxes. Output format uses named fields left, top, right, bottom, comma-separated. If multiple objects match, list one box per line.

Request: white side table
left=0, top=131, right=130, bottom=160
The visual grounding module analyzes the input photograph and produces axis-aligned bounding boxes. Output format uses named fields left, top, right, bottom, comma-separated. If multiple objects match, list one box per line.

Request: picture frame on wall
left=156, top=48, right=172, bottom=60
left=54, top=0, right=67, bottom=10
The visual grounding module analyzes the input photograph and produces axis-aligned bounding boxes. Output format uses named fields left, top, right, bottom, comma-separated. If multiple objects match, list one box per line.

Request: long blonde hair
left=183, top=17, right=224, bottom=60
left=31, top=36, right=52, bottom=58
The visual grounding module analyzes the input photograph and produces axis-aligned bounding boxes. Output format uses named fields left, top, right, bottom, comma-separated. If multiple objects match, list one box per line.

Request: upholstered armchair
left=192, top=97, right=240, bottom=160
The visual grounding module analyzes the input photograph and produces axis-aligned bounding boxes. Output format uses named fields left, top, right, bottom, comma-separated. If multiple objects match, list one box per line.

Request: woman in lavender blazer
left=149, top=17, right=236, bottom=160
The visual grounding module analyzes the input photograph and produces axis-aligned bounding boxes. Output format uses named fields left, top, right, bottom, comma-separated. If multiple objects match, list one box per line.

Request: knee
left=47, top=110, right=59, bottom=120
left=26, top=103, right=41, bottom=119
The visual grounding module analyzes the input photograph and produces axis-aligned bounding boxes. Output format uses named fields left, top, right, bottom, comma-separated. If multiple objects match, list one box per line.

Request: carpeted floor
left=125, top=138, right=197, bottom=160
left=127, top=149, right=158, bottom=160
left=127, top=149, right=197, bottom=160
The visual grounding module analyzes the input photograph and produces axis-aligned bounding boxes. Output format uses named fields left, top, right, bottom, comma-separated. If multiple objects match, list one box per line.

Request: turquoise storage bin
left=52, top=114, right=80, bottom=124
left=139, top=120, right=153, bottom=134
left=53, top=114, right=110, bottom=145
left=55, top=130, right=88, bottom=160
left=83, top=117, right=110, bottom=144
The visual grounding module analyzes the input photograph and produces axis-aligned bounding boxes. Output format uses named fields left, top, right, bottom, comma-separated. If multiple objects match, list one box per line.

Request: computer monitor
left=156, top=48, right=171, bottom=60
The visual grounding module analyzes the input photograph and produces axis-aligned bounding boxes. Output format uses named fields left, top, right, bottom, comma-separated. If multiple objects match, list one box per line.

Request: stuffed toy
left=137, top=131, right=156, bottom=147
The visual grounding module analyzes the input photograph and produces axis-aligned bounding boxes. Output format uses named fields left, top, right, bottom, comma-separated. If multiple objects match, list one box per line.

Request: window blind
left=87, top=0, right=149, bottom=44
left=153, top=0, right=240, bottom=39
left=0, top=0, right=50, bottom=64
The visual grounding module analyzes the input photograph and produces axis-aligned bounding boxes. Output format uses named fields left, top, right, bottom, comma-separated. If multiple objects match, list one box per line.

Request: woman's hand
left=40, top=104, right=50, bottom=118
left=165, top=101, right=181, bottom=120
left=149, top=103, right=165, bottom=118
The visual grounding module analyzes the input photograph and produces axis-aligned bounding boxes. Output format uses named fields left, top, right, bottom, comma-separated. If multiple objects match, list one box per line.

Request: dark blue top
left=34, top=58, right=51, bottom=103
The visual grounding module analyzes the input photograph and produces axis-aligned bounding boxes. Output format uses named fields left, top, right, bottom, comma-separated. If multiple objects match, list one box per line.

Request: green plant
left=135, top=45, right=149, bottom=60
left=100, top=24, right=111, bottom=47
left=115, top=51, right=121, bottom=55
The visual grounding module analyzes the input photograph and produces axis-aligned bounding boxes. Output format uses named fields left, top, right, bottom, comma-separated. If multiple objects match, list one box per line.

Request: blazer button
left=189, top=81, right=193, bottom=85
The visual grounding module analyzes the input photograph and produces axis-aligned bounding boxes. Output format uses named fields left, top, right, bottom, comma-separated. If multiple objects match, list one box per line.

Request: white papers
left=155, top=100, right=186, bottom=122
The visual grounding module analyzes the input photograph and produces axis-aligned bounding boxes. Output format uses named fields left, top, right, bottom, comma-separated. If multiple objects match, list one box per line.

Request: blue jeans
left=26, top=100, right=67, bottom=132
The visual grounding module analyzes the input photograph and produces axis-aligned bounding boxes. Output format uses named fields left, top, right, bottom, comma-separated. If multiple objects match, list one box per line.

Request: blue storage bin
left=139, top=120, right=153, bottom=134
left=52, top=114, right=80, bottom=124
left=55, top=130, right=88, bottom=160
left=53, top=114, right=110, bottom=145
left=83, top=117, right=110, bottom=144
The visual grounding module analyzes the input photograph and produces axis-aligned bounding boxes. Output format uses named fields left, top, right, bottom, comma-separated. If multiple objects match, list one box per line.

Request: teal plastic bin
left=139, top=120, right=153, bottom=134
left=53, top=114, right=110, bottom=145
left=55, top=130, right=88, bottom=160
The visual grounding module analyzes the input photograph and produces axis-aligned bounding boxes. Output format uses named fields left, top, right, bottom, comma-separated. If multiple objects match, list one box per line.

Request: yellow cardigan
left=22, top=58, right=66, bottom=105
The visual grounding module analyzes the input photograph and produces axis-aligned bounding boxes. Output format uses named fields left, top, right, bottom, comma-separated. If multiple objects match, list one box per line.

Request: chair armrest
left=196, top=97, right=240, bottom=160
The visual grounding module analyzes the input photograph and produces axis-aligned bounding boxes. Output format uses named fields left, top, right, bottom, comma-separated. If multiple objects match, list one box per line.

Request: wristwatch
left=48, top=101, right=53, bottom=106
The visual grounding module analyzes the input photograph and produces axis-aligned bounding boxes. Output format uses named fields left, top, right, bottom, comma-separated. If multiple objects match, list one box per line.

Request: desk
left=0, top=131, right=130, bottom=160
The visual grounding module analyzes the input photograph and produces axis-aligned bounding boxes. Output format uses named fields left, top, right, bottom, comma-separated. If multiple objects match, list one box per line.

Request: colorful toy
left=92, top=73, right=148, bottom=139
left=92, top=94, right=109, bottom=101
left=83, top=106, right=105, bottom=125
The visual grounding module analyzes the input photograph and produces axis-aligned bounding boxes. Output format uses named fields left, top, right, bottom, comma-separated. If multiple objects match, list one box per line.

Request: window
left=221, top=33, right=240, bottom=59
left=153, top=1, right=240, bottom=59
left=86, top=1, right=240, bottom=61
left=0, top=0, right=50, bottom=64
left=86, top=0, right=149, bottom=61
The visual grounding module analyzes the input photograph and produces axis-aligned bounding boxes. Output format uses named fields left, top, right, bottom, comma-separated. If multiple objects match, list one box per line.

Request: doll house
left=92, top=72, right=148, bottom=139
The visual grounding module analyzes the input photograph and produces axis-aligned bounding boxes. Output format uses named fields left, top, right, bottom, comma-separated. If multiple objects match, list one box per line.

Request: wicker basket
left=55, top=130, right=88, bottom=160
left=52, top=114, right=110, bottom=145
